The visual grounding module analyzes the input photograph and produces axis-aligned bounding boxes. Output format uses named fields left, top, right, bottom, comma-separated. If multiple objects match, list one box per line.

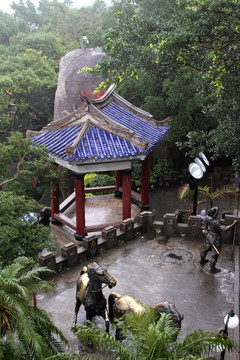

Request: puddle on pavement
left=160, top=248, right=193, bottom=264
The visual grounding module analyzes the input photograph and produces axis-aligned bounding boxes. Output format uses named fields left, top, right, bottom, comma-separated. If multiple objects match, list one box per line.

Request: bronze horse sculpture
left=73, top=262, right=117, bottom=332
left=108, top=292, right=183, bottom=338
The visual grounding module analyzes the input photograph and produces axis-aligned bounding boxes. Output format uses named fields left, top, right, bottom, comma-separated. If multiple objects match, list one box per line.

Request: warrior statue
left=200, top=206, right=238, bottom=273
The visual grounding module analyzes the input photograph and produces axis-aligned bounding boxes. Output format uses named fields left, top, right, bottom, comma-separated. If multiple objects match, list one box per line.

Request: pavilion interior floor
left=50, top=194, right=141, bottom=253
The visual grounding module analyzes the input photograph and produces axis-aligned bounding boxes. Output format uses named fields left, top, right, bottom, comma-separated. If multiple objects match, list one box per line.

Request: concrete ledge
left=154, top=213, right=240, bottom=244
left=39, top=210, right=154, bottom=272
left=39, top=211, right=240, bottom=356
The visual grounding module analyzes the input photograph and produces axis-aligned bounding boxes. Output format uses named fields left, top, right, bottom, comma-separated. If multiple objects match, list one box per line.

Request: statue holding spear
left=200, top=206, right=238, bottom=273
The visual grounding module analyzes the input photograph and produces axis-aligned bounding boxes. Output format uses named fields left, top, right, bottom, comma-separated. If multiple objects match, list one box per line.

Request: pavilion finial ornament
left=46, top=105, right=88, bottom=131
left=158, top=116, right=171, bottom=127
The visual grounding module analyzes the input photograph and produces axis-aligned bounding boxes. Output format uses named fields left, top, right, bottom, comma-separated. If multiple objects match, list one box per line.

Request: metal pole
left=193, top=184, right=198, bottom=216
left=220, top=310, right=233, bottom=360
left=231, top=188, right=239, bottom=260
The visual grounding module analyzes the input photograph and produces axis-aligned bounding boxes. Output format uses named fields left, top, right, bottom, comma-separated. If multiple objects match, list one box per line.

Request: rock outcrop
left=54, top=47, right=105, bottom=120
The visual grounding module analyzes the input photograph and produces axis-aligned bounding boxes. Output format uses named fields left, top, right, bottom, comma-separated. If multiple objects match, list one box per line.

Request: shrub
left=85, top=173, right=115, bottom=195
left=132, top=161, right=142, bottom=183
left=152, top=158, right=174, bottom=178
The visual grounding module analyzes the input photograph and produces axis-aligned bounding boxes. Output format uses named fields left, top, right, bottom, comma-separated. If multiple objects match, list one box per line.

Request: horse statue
left=108, top=292, right=183, bottom=339
left=73, top=262, right=117, bottom=332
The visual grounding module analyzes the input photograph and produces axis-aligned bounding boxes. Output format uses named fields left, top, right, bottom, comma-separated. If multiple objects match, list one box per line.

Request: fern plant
left=178, top=183, right=238, bottom=209
left=0, top=256, right=68, bottom=359
left=47, top=307, right=238, bottom=360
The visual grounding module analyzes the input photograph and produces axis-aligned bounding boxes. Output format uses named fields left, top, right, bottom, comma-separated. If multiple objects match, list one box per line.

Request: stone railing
left=39, top=210, right=239, bottom=272
left=154, top=210, right=239, bottom=243
left=39, top=211, right=154, bottom=272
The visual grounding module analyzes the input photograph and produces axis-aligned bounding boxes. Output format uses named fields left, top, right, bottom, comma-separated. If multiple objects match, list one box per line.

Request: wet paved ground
left=37, top=184, right=239, bottom=358
left=38, top=234, right=238, bottom=359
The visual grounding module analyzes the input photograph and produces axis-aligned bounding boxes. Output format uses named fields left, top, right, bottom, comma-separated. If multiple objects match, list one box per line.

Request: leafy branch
left=178, top=183, right=237, bottom=209
left=0, top=150, right=27, bottom=188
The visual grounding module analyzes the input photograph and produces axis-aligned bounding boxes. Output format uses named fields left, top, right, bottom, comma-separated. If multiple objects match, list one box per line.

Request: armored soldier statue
left=200, top=206, right=238, bottom=273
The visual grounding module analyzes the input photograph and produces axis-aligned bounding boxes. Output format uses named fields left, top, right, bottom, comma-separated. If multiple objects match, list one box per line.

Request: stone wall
left=39, top=210, right=239, bottom=272
left=154, top=211, right=239, bottom=244
left=39, top=211, right=154, bottom=272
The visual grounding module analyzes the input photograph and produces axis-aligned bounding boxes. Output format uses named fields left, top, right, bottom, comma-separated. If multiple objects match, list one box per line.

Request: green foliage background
left=0, top=0, right=239, bottom=267
left=1, top=0, right=239, bottom=173
left=83, top=0, right=240, bottom=176
left=0, top=1, right=239, bottom=357
left=0, top=191, right=53, bottom=266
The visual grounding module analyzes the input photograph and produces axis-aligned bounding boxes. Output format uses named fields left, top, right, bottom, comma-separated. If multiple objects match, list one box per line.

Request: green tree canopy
left=11, top=0, right=40, bottom=31
left=0, top=0, right=114, bottom=141
left=0, top=49, right=58, bottom=135
left=0, top=10, right=19, bottom=46
left=9, top=31, right=65, bottom=59
left=0, top=132, right=60, bottom=197
left=0, top=191, right=53, bottom=266
left=85, top=0, right=240, bottom=175
left=0, top=132, right=61, bottom=266
left=158, top=0, right=240, bottom=173
left=0, top=256, right=67, bottom=359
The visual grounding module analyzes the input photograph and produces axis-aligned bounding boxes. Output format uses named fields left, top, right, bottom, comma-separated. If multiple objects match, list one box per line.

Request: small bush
left=85, top=173, right=115, bottom=195
left=84, top=173, right=97, bottom=187
left=132, top=161, right=142, bottom=183
left=152, top=159, right=174, bottom=178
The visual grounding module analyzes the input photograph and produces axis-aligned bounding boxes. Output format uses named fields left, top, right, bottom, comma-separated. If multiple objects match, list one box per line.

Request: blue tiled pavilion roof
left=29, top=89, right=170, bottom=165
left=101, top=102, right=168, bottom=154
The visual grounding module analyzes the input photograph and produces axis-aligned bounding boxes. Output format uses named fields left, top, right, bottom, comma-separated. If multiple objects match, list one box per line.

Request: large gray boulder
left=54, top=47, right=105, bottom=120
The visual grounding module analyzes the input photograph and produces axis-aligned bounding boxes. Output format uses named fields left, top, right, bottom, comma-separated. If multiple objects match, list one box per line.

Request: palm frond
left=32, top=307, right=68, bottom=346
left=47, top=353, right=103, bottom=359
left=198, top=185, right=212, bottom=199
left=0, top=257, right=67, bottom=358
left=0, top=257, right=35, bottom=280
left=178, top=184, right=190, bottom=199
left=0, top=336, right=26, bottom=360
left=17, top=273, right=55, bottom=297
left=122, top=311, right=179, bottom=359
left=178, top=183, right=238, bottom=211
left=174, top=329, right=236, bottom=358
left=119, top=304, right=157, bottom=333
left=18, top=266, right=55, bottom=284
left=14, top=306, right=68, bottom=359
left=0, top=257, right=55, bottom=295
left=73, top=321, right=138, bottom=360
left=49, top=312, right=237, bottom=360
left=48, top=334, right=67, bottom=354
left=211, top=184, right=237, bottom=200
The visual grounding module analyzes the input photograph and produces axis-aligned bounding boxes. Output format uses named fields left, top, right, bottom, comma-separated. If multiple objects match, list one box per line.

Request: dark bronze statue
left=73, top=262, right=117, bottom=332
left=200, top=206, right=238, bottom=273
left=108, top=292, right=183, bottom=339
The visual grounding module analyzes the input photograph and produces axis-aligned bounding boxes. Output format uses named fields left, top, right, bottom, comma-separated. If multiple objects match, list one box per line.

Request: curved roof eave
left=28, top=86, right=170, bottom=166
left=51, top=154, right=146, bottom=174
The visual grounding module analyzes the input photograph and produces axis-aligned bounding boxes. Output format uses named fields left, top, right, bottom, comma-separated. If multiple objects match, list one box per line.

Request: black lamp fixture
left=188, top=152, right=210, bottom=215
left=219, top=310, right=239, bottom=359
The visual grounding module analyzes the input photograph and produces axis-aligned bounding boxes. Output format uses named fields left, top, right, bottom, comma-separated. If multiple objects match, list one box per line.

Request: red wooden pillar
left=115, top=170, right=122, bottom=196
left=50, top=165, right=60, bottom=224
left=141, top=155, right=150, bottom=207
left=74, top=173, right=86, bottom=240
left=122, top=169, right=132, bottom=220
